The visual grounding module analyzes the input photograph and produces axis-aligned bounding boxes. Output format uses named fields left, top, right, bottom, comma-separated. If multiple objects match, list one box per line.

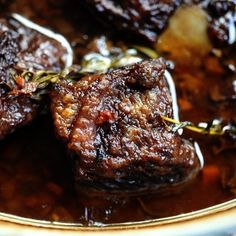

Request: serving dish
left=0, top=199, right=236, bottom=236
left=0, top=0, right=236, bottom=235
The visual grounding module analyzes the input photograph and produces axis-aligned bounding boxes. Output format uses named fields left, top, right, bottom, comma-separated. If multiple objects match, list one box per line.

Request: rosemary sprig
left=161, top=116, right=236, bottom=136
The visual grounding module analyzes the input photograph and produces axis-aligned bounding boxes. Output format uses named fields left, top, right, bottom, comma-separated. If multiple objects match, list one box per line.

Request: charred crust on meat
left=207, top=0, right=236, bottom=47
left=0, top=17, right=69, bottom=140
left=50, top=58, right=200, bottom=193
left=81, top=0, right=182, bottom=42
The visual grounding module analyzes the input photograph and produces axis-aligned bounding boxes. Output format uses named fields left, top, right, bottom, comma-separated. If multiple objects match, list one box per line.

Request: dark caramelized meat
left=0, top=16, right=70, bottom=140
left=0, top=30, right=18, bottom=93
left=207, top=0, right=236, bottom=47
left=0, top=96, right=39, bottom=139
left=51, top=59, right=200, bottom=193
left=81, top=0, right=182, bottom=42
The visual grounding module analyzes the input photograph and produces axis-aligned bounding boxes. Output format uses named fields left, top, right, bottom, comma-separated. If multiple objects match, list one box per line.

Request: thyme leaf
left=80, top=49, right=143, bottom=73
left=133, top=45, right=159, bottom=59
left=12, top=45, right=159, bottom=99
left=80, top=45, right=158, bottom=73
left=11, top=67, right=78, bottom=100
left=161, top=116, right=236, bottom=136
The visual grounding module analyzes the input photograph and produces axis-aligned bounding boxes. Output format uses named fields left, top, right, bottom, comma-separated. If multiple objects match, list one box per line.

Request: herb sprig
left=80, top=46, right=158, bottom=73
left=11, top=68, right=71, bottom=98
left=161, top=116, right=236, bottom=136
left=11, top=46, right=158, bottom=97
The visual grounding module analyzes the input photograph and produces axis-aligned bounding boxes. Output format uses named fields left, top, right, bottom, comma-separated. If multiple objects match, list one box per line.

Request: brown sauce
left=0, top=0, right=235, bottom=225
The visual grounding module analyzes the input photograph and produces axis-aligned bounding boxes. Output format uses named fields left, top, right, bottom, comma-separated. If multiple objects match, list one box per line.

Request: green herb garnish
left=80, top=45, right=158, bottom=73
left=12, top=45, right=157, bottom=96
left=133, top=45, right=159, bottom=59
left=161, top=116, right=236, bottom=136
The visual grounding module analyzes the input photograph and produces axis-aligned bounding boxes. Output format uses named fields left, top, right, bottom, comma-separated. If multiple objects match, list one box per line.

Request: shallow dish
left=1, top=1, right=236, bottom=235
left=0, top=199, right=235, bottom=235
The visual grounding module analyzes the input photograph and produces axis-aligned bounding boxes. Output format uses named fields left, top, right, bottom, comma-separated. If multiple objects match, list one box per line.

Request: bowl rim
left=0, top=198, right=235, bottom=231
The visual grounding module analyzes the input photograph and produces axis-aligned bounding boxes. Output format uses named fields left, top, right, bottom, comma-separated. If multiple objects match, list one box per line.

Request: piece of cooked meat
left=80, top=0, right=182, bottom=42
left=207, top=0, right=236, bottom=47
left=0, top=96, right=39, bottom=140
left=50, top=58, right=201, bottom=194
left=0, top=16, right=71, bottom=140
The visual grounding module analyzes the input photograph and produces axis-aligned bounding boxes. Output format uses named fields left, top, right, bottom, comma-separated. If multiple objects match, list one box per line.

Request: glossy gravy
left=0, top=0, right=235, bottom=225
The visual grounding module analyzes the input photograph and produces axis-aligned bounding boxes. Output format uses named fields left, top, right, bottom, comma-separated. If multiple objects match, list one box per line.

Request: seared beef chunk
left=0, top=96, right=39, bottom=140
left=81, top=0, right=182, bottom=42
left=207, top=0, right=236, bottom=47
left=0, top=30, right=19, bottom=94
left=0, top=16, right=70, bottom=140
left=51, top=59, right=200, bottom=193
